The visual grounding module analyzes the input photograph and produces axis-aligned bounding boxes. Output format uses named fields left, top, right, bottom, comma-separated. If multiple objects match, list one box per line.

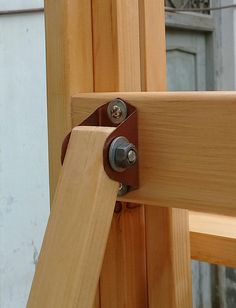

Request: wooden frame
left=31, top=1, right=236, bottom=307
left=44, top=1, right=193, bottom=307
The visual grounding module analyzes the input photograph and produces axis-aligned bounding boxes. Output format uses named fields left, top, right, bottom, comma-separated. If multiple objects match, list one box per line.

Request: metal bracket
left=61, top=99, right=139, bottom=195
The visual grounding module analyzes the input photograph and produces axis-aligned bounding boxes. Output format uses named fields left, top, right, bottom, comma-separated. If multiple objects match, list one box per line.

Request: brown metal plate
left=61, top=99, right=139, bottom=191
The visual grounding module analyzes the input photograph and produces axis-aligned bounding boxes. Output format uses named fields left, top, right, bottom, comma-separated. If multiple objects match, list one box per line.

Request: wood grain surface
left=44, top=0, right=93, bottom=200
left=190, top=211, right=236, bottom=268
left=139, top=1, right=192, bottom=306
left=72, top=91, right=236, bottom=215
left=27, top=127, right=118, bottom=308
left=92, top=1, right=148, bottom=307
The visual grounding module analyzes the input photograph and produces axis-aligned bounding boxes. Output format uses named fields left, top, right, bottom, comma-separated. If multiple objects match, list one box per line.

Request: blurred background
left=0, top=0, right=236, bottom=307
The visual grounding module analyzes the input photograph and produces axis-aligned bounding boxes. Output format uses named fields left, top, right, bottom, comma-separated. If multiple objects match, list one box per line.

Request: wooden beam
left=139, top=0, right=167, bottom=91
left=45, top=2, right=101, bottom=306
left=190, top=212, right=236, bottom=268
left=44, top=0, right=94, bottom=200
left=27, top=127, right=118, bottom=308
left=72, top=91, right=236, bottom=215
left=92, top=1, right=148, bottom=307
left=139, top=1, right=192, bottom=306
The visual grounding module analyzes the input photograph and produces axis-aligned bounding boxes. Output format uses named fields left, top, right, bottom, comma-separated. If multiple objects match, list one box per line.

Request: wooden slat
left=44, top=2, right=100, bottom=307
left=190, top=212, right=236, bottom=268
left=139, top=1, right=192, bottom=307
left=92, top=1, right=148, bottom=307
left=44, top=0, right=94, bottom=200
left=139, top=0, right=167, bottom=91
left=72, top=91, right=236, bottom=215
left=27, top=127, right=118, bottom=308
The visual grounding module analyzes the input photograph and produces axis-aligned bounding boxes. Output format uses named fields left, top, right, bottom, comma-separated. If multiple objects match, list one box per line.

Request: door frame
left=165, top=0, right=221, bottom=90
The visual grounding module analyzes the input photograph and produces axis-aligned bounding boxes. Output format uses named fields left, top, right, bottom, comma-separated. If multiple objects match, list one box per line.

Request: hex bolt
left=127, top=149, right=137, bottom=164
left=107, top=99, right=128, bottom=124
left=109, top=136, right=138, bottom=172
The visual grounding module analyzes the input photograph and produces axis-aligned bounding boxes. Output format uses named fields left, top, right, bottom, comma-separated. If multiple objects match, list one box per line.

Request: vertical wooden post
left=139, top=1, right=193, bottom=307
left=44, top=1, right=101, bottom=307
left=45, top=0, right=192, bottom=307
left=44, top=0, right=94, bottom=200
left=92, top=1, right=148, bottom=307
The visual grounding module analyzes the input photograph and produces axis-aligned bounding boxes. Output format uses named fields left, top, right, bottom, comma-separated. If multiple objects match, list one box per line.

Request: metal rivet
left=107, top=99, right=128, bottom=124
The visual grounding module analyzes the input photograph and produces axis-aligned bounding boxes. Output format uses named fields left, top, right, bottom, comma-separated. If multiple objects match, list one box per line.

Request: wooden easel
left=27, top=1, right=236, bottom=307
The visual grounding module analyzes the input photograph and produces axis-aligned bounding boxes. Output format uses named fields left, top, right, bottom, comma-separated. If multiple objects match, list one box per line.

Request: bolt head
left=127, top=149, right=137, bottom=164
left=115, top=143, right=137, bottom=168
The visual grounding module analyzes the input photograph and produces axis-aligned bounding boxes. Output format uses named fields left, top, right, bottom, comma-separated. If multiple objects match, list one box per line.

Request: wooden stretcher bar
left=72, top=91, right=236, bottom=216
left=190, top=212, right=236, bottom=268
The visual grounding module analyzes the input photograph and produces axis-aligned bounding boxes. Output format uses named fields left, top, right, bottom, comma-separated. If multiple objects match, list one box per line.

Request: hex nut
left=109, top=136, right=138, bottom=172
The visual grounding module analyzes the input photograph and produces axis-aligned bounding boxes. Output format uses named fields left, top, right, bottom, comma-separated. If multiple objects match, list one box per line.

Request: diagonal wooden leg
left=27, top=127, right=119, bottom=308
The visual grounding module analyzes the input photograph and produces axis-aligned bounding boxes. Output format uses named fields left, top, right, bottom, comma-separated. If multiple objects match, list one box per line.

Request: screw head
left=111, top=105, right=122, bottom=119
left=107, top=99, right=128, bottom=124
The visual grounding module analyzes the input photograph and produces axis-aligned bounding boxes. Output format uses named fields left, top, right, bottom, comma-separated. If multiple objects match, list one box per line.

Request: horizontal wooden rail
left=190, top=212, right=236, bottom=268
left=72, top=91, right=236, bottom=215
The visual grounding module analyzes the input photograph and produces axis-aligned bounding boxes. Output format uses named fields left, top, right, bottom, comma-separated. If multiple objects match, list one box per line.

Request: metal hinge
left=61, top=99, right=139, bottom=196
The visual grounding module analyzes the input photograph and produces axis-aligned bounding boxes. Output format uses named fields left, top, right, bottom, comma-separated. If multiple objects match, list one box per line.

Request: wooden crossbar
left=72, top=92, right=236, bottom=215
left=190, top=212, right=236, bottom=268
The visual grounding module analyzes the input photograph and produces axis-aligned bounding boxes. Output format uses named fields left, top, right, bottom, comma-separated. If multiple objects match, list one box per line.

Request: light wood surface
left=27, top=127, right=118, bottom=308
left=44, top=1, right=236, bottom=306
left=72, top=91, right=236, bottom=215
left=44, top=3, right=100, bottom=306
left=92, top=1, right=148, bottom=307
left=190, top=212, right=236, bottom=268
left=44, top=0, right=93, bottom=200
left=139, top=1, right=192, bottom=307
left=139, top=0, right=167, bottom=91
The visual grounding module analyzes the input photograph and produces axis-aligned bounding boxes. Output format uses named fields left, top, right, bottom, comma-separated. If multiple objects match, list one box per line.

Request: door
left=166, top=29, right=207, bottom=91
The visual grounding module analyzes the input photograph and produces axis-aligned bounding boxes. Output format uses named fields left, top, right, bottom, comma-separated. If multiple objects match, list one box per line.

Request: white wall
left=0, top=2, right=49, bottom=308
left=0, top=0, right=43, bottom=10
